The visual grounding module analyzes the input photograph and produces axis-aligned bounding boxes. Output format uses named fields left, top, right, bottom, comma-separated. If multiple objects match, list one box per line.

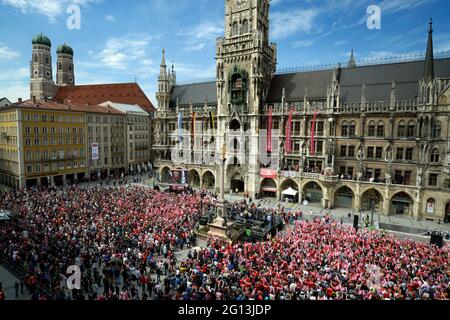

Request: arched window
left=232, top=21, right=239, bottom=36
left=58, top=63, right=62, bottom=70
left=349, top=121, right=356, bottom=136
left=341, top=121, right=348, bottom=137
left=377, top=120, right=385, bottom=137
left=242, top=19, right=249, bottom=34
left=430, top=148, right=440, bottom=163
left=426, top=198, right=435, bottom=215
left=368, top=120, right=376, bottom=136
left=34, top=54, right=38, bottom=63
left=432, top=121, right=442, bottom=139
left=407, top=120, right=416, bottom=138
left=398, top=120, right=406, bottom=137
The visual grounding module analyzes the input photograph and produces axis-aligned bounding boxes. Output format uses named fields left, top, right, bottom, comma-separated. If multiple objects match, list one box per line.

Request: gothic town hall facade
left=153, top=0, right=450, bottom=222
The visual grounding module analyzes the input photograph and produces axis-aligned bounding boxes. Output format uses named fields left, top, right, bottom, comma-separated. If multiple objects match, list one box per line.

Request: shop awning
left=262, top=187, right=277, bottom=193
left=282, top=187, right=298, bottom=196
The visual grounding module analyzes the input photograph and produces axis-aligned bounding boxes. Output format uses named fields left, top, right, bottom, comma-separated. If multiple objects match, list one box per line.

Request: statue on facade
left=301, top=142, right=306, bottom=156
left=385, top=145, right=393, bottom=164
left=356, top=144, right=364, bottom=161
left=325, top=139, right=336, bottom=169
left=356, top=162, right=363, bottom=181
left=385, top=170, right=392, bottom=185
left=416, top=167, right=423, bottom=187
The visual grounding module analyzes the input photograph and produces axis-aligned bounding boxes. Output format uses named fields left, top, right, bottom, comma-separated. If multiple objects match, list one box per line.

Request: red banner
left=285, top=108, right=294, bottom=154
left=191, top=112, right=196, bottom=142
left=310, top=111, right=317, bottom=156
left=260, top=169, right=277, bottom=179
left=267, top=107, right=273, bottom=152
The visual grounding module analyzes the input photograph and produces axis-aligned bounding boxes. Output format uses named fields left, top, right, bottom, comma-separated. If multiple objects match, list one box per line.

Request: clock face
left=235, top=0, right=247, bottom=9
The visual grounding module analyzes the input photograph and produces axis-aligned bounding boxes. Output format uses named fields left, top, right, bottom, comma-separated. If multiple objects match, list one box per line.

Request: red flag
left=285, top=108, right=294, bottom=154
left=310, top=111, right=317, bottom=156
left=267, top=107, right=273, bottom=152
left=191, top=112, right=196, bottom=142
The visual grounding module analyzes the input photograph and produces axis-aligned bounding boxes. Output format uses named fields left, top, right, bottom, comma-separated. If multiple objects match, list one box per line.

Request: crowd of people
left=0, top=186, right=202, bottom=300
left=0, top=185, right=448, bottom=300
left=175, top=218, right=449, bottom=300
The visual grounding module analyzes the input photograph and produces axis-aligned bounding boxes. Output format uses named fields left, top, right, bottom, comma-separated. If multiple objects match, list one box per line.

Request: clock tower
left=216, top=0, right=277, bottom=197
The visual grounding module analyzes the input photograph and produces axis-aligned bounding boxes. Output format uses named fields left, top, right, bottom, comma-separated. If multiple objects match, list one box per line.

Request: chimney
left=18, top=98, right=22, bottom=103
left=32, top=96, right=36, bottom=104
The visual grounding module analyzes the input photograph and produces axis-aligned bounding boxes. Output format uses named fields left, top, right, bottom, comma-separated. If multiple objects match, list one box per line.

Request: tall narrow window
left=242, top=19, right=249, bottom=34
left=398, top=121, right=406, bottom=137
left=349, top=121, right=356, bottom=136
left=341, top=121, right=348, bottom=137
left=430, top=149, right=440, bottom=163
left=232, top=21, right=239, bottom=36
left=432, top=121, right=442, bottom=139
left=377, top=121, right=385, bottom=137
left=407, top=121, right=416, bottom=138
left=368, top=121, right=376, bottom=136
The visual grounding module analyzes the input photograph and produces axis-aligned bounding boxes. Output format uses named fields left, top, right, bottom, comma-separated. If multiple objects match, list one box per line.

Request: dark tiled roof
left=339, top=58, right=450, bottom=103
left=55, top=83, right=155, bottom=113
left=169, top=82, right=217, bottom=107
left=165, top=58, right=450, bottom=107
left=266, top=70, right=333, bottom=102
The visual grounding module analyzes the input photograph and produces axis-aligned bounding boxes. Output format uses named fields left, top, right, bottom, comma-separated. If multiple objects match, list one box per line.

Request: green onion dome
left=32, top=33, right=51, bottom=47
left=57, top=43, right=74, bottom=55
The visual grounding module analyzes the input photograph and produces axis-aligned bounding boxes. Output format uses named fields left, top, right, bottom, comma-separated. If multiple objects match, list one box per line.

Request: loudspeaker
left=430, top=234, right=444, bottom=248
left=353, top=215, right=359, bottom=229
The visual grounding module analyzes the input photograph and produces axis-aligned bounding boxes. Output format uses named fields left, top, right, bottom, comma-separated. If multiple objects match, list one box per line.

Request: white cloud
left=178, top=21, right=223, bottom=52
left=292, top=40, right=314, bottom=48
left=379, top=0, right=432, bottom=14
left=0, top=81, right=29, bottom=102
left=1, top=0, right=100, bottom=22
left=105, top=14, right=115, bottom=22
left=0, top=43, right=20, bottom=60
left=333, top=40, right=348, bottom=46
left=271, top=9, right=318, bottom=39
left=98, top=34, right=154, bottom=70
left=0, top=67, right=28, bottom=81
left=366, top=51, right=402, bottom=59
left=0, top=67, right=29, bottom=101
left=358, top=0, right=433, bottom=25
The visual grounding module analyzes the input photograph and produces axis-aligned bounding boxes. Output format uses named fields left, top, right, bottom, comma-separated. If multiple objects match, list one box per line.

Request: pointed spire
left=161, top=48, right=166, bottom=67
left=390, top=80, right=396, bottom=108
left=348, top=49, right=356, bottom=68
left=159, top=49, right=168, bottom=81
left=170, top=61, right=177, bottom=85
left=361, top=83, right=367, bottom=110
left=424, top=17, right=435, bottom=82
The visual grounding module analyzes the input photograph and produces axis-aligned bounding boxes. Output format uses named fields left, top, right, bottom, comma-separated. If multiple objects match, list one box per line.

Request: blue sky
left=1, top=0, right=450, bottom=105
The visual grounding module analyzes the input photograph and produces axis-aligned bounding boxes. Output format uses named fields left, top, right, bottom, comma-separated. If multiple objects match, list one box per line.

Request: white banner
left=91, top=143, right=99, bottom=161
left=427, top=201, right=435, bottom=214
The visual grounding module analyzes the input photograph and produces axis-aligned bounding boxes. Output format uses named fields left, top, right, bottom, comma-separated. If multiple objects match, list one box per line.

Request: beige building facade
left=153, top=0, right=450, bottom=222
